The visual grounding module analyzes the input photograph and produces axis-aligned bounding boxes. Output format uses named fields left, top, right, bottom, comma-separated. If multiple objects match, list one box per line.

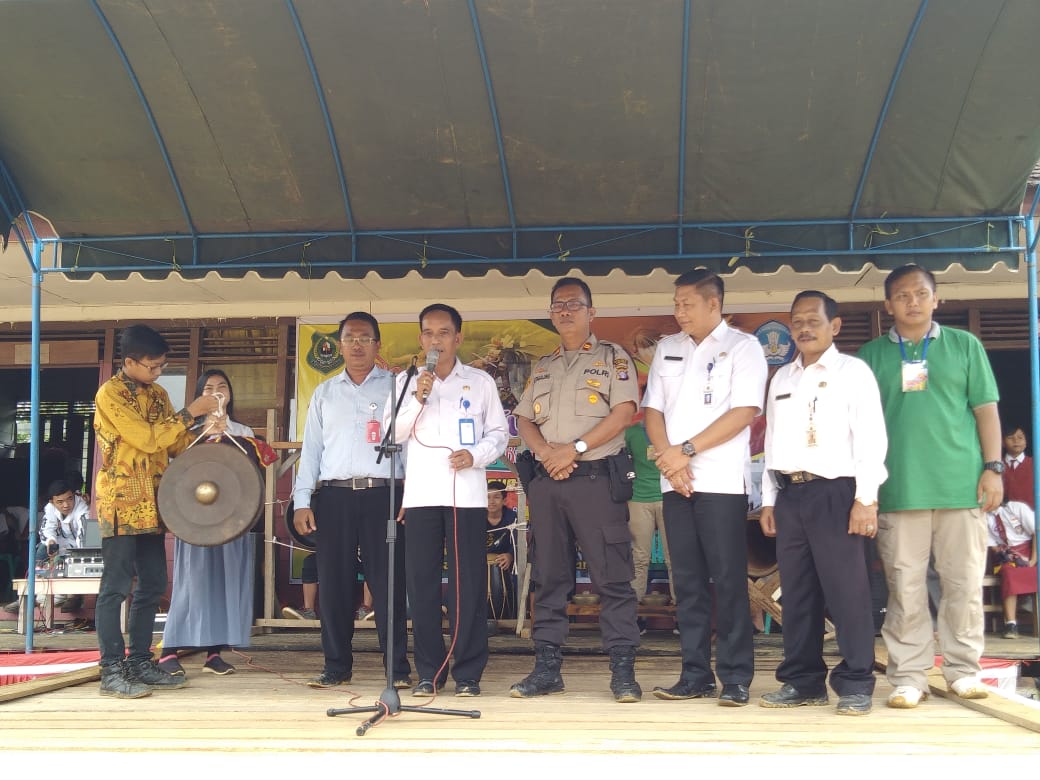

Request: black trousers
left=664, top=491, right=754, bottom=687
left=314, top=485, right=410, bottom=679
left=527, top=473, right=640, bottom=650
left=773, top=477, right=876, bottom=696
left=405, top=506, right=488, bottom=684
left=96, top=533, right=167, bottom=668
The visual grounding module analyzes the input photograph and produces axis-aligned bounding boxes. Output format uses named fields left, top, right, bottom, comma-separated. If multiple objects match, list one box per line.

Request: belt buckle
left=352, top=477, right=369, bottom=490
left=789, top=472, right=806, bottom=484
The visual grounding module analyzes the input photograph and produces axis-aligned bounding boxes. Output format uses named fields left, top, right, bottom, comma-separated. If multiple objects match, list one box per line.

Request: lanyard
left=897, top=333, right=931, bottom=363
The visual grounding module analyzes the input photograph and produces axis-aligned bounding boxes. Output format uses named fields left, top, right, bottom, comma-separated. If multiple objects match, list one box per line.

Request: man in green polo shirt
left=859, top=264, right=1003, bottom=709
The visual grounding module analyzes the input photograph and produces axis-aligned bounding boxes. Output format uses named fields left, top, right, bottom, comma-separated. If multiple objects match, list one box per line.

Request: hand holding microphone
left=418, top=348, right=440, bottom=403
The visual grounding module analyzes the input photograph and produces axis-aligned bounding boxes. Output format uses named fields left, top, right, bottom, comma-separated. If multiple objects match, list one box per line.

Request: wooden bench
left=12, top=577, right=126, bottom=635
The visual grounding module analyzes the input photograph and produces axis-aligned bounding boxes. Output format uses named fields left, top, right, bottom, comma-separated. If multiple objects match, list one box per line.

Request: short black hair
left=792, top=290, right=839, bottom=321
left=487, top=480, right=507, bottom=497
left=419, top=303, right=462, bottom=332
left=339, top=311, right=381, bottom=342
left=195, top=369, right=236, bottom=419
left=550, top=277, right=593, bottom=307
left=120, top=324, right=169, bottom=362
left=46, top=479, right=74, bottom=501
left=674, top=269, right=724, bottom=306
left=884, top=263, right=936, bottom=300
left=1002, top=422, right=1028, bottom=439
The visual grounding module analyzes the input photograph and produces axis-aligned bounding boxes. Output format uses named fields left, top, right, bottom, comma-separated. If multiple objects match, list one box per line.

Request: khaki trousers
left=627, top=499, right=675, bottom=602
left=876, top=507, right=987, bottom=690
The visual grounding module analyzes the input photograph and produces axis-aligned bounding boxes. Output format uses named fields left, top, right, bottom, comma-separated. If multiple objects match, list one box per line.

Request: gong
left=284, top=496, right=318, bottom=550
left=158, top=442, right=264, bottom=546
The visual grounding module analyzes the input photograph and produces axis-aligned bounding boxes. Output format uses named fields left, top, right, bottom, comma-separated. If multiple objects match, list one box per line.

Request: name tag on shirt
left=774, top=393, right=791, bottom=400
left=901, top=360, right=928, bottom=392
left=459, top=418, right=476, bottom=446
left=663, top=355, right=683, bottom=361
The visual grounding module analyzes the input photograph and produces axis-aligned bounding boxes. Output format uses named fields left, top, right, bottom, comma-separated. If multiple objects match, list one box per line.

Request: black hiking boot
left=99, top=662, right=152, bottom=699
left=125, top=657, right=188, bottom=689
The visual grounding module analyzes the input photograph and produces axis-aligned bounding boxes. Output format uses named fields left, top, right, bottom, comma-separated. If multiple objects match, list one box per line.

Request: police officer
left=510, top=277, right=642, bottom=703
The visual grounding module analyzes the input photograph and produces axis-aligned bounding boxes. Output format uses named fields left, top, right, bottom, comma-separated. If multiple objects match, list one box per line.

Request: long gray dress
left=162, top=419, right=256, bottom=649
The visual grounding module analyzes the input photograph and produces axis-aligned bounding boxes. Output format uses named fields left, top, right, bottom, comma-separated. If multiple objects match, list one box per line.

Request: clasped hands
left=653, top=444, right=694, bottom=497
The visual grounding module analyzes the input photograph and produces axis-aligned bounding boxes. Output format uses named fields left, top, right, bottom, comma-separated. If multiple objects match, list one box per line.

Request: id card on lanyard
left=898, top=334, right=930, bottom=393
left=459, top=396, right=476, bottom=446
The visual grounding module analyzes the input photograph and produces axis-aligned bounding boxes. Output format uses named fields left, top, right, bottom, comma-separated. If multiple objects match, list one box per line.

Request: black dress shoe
left=307, top=670, right=351, bottom=689
left=412, top=679, right=437, bottom=697
left=759, top=682, right=829, bottom=708
left=836, top=693, right=872, bottom=715
left=718, top=683, right=750, bottom=706
left=652, top=679, right=717, bottom=700
left=454, top=680, right=481, bottom=697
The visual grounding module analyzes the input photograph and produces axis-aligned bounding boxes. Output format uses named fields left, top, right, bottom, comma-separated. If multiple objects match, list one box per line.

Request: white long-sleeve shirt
left=390, top=359, right=508, bottom=509
left=762, top=344, right=888, bottom=507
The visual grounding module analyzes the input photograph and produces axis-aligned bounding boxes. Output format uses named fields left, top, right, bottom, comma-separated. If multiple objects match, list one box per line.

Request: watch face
left=681, top=442, right=695, bottom=457
left=574, top=439, right=588, bottom=453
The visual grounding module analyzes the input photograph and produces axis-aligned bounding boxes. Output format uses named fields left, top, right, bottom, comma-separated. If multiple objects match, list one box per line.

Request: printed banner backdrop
left=296, top=312, right=793, bottom=440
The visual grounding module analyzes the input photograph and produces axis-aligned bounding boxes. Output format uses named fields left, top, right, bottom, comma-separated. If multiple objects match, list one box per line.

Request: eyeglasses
left=135, top=359, right=168, bottom=372
left=341, top=336, right=377, bottom=346
left=549, top=300, right=589, bottom=314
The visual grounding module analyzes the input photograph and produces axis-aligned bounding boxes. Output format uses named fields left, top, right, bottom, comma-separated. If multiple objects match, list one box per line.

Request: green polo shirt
left=625, top=423, right=663, bottom=503
left=858, top=324, right=999, bottom=512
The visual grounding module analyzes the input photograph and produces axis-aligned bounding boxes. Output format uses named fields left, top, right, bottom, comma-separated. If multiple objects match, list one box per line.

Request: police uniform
left=515, top=335, right=641, bottom=650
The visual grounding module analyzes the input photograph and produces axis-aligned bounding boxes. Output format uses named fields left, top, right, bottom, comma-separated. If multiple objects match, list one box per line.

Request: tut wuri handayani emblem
left=307, top=329, right=343, bottom=374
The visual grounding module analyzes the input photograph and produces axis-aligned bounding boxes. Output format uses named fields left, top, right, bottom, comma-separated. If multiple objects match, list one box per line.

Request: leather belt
left=320, top=478, right=390, bottom=490
left=538, top=459, right=609, bottom=478
left=785, top=471, right=824, bottom=484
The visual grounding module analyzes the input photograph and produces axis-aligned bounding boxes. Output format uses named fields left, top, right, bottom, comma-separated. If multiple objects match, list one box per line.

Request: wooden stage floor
left=2, top=628, right=1040, bottom=773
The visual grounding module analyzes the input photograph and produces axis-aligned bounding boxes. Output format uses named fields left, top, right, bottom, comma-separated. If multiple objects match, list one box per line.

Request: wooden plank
left=0, top=340, right=97, bottom=367
left=876, top=644, right=1040, bottom=733
left=0, top=665, right=99, bottom=703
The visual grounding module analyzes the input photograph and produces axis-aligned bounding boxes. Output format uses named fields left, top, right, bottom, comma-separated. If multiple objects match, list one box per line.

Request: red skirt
left=999, top=542, right=1038, bottom=599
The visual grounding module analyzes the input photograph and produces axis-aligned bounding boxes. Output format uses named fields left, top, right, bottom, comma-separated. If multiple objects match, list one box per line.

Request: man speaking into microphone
left=391, top=303, right=508, bottom=697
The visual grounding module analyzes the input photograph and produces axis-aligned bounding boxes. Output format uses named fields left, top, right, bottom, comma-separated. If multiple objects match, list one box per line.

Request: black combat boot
left=99, top=662, right=152, bottom=699
left=609, top=645, right=642, bottom=703
left=510, top=642, right=565, bottom=697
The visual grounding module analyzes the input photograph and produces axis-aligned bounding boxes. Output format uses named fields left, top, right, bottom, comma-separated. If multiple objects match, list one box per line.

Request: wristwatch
left=983, top=460, right=1005, bottom=474
left=681, top=440, right=696, bottom=457
left=574, top=439, right=589, bottom=454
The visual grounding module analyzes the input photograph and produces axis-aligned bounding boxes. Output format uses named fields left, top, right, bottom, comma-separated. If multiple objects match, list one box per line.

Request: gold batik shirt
left=93, top=371, right=194, bottom=537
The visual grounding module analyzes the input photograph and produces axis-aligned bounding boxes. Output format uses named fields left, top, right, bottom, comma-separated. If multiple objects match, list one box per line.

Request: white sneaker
left=887, top=685, right=927, bottom=708
left=950, top=677, right=988, bottom=700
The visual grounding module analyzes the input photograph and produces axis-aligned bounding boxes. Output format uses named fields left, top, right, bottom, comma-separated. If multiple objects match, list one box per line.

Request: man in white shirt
left=644, top=269, right=768, bottom=706
left=393, top=303, right=508, bottom=698
left=758, top=291, right=888, bottom=715
left=38, top=479, right=89, bottom=560
left=293, top=312, right=411, bottom=690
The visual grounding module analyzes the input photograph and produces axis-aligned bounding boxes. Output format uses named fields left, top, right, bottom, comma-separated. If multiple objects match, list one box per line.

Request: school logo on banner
left=306, top=329, right=343, bottom=374
left=755, top=320, right=794, bottom=366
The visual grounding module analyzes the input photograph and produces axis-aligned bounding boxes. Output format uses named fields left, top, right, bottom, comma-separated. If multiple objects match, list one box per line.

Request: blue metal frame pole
left=24, top=241, right=42, bottom=653
left=676, top=0, right=691, bottom=254
left=1025, top=217, right=1040, bottom=653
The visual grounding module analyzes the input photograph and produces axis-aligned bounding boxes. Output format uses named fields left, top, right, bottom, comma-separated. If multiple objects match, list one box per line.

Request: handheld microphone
left=422, top=349, right=440, bottom=399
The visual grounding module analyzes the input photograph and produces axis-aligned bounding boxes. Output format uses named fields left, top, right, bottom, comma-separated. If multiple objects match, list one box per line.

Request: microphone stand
left=327, top=360, right=480, bottom=735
